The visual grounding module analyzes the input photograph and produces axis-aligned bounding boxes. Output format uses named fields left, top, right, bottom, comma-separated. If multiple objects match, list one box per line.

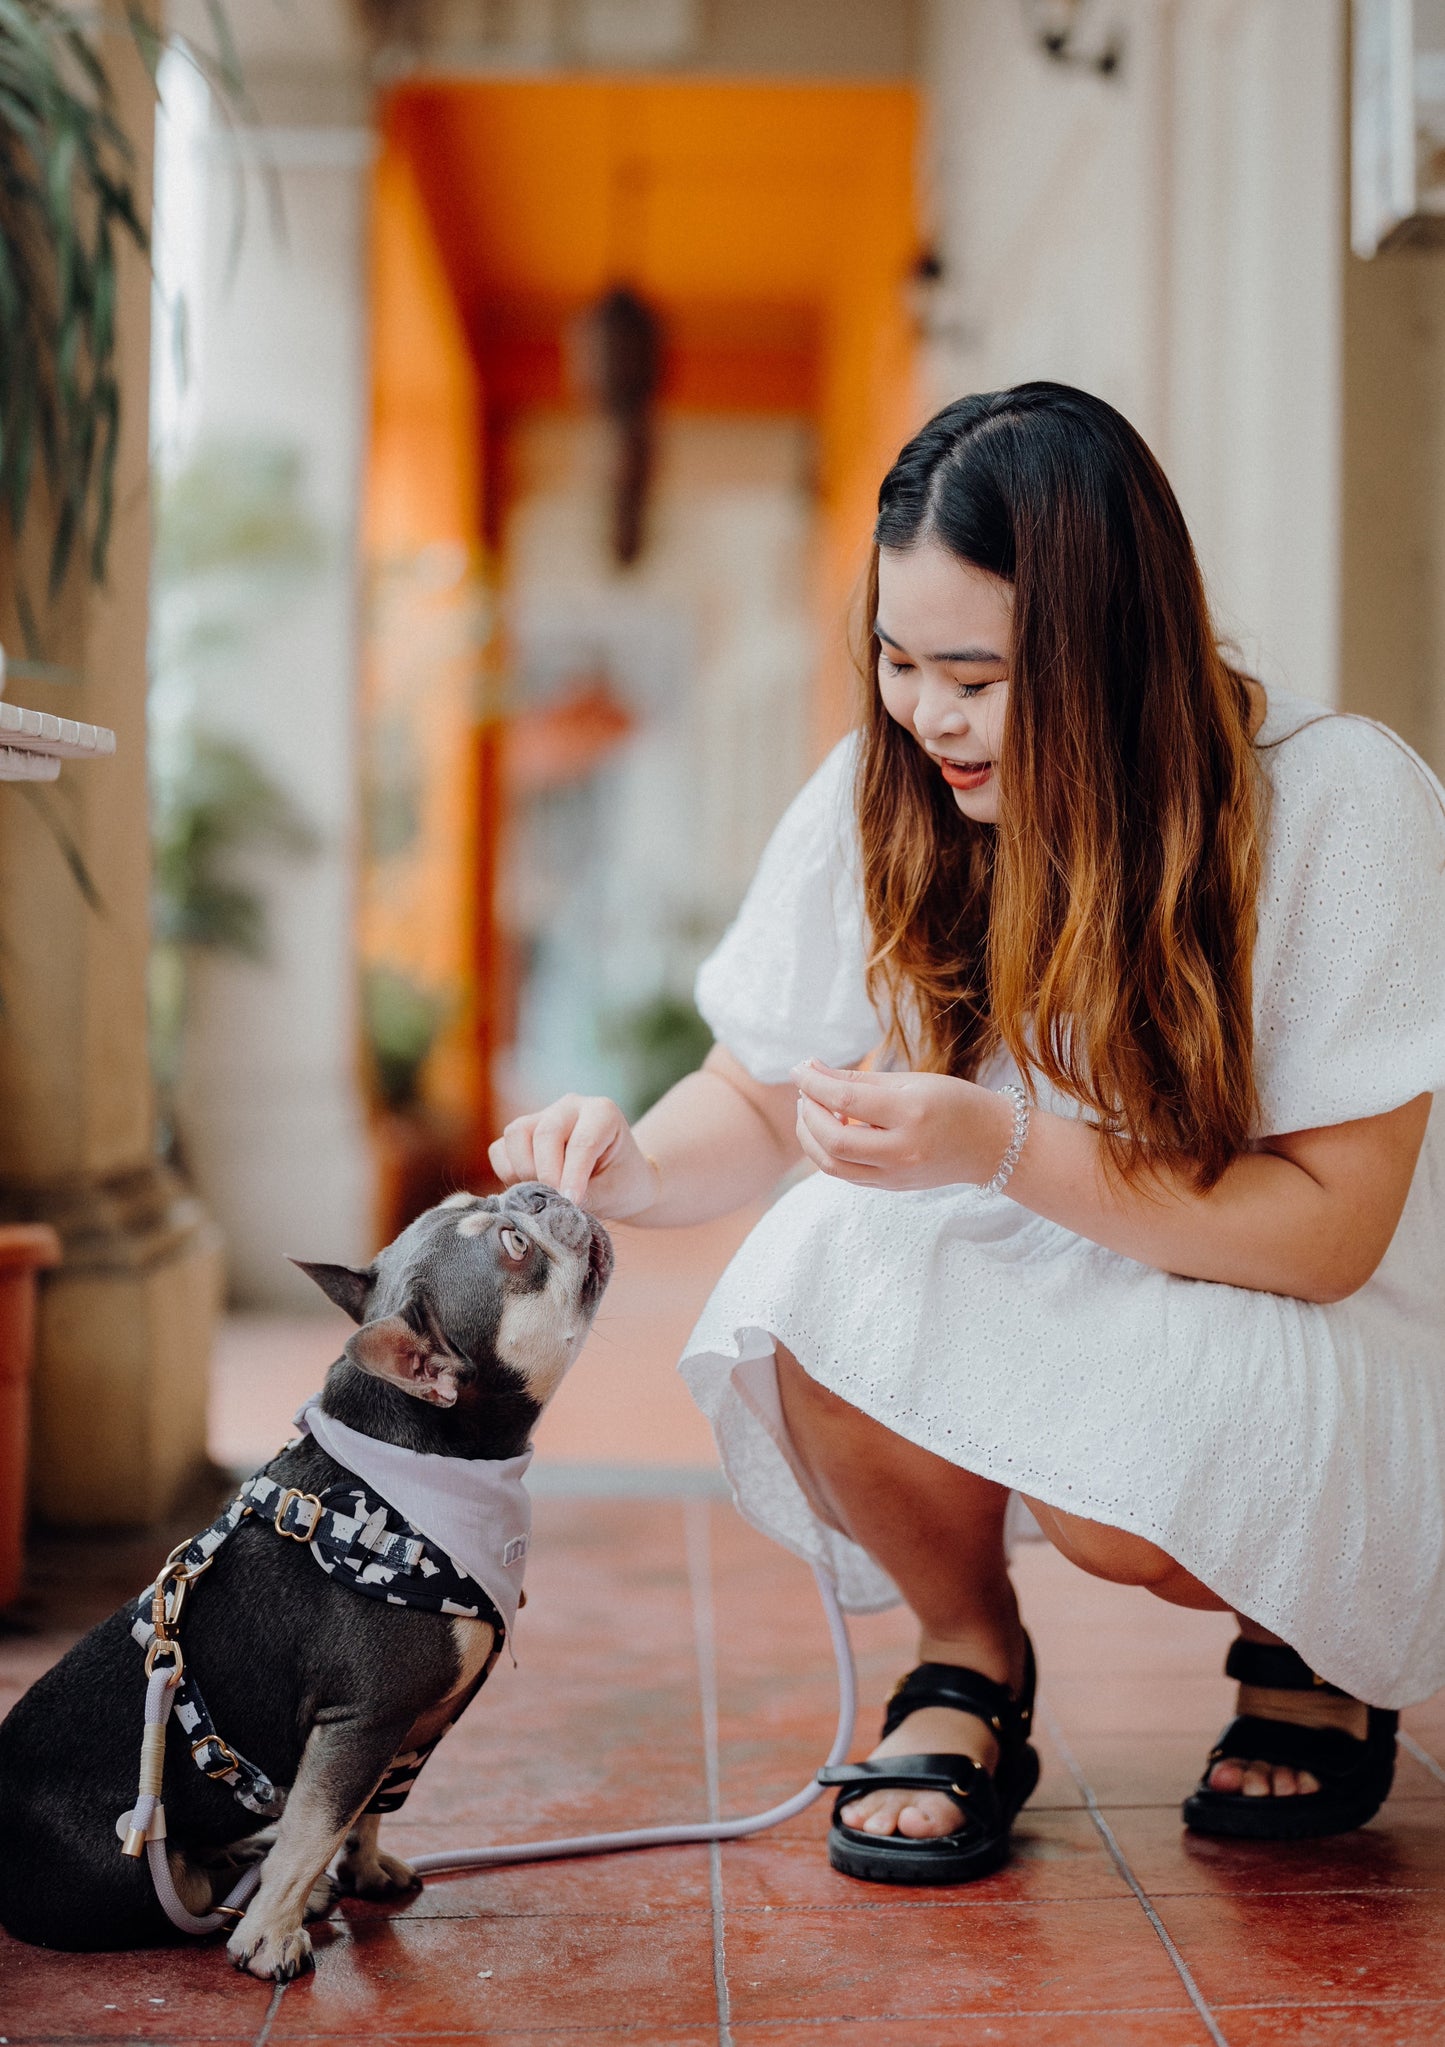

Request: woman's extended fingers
left=790, top=1059, right=896, bottom=1126
left=491, top=1115, right=541, bottom=1186
left=796, top=1094, right=889, bottom=1174
left=557, top=1098, right=626, bottom=1205
left=493, top=1095, right=631, bottom=1203
left=529, top=1096, right=587, bottom=1190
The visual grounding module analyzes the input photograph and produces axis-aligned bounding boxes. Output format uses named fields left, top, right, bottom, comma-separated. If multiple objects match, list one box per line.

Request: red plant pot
left=0, top=1224, right=61, bottom=1611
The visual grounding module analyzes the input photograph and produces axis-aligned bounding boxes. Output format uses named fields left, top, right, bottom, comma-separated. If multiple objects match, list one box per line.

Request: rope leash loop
left=117, top=1665, right=263, bottom=1934
left=409, top=1566, right=858, bottom=1876
left=120, top=1474, right=860, bottom=1936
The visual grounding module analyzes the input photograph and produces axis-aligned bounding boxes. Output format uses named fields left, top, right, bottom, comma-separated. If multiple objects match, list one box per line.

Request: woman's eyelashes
left=879, top=654, right=998, bottom=700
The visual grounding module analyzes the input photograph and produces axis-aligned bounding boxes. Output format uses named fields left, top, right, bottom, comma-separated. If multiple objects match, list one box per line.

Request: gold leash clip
left=144, top=1636, right=185, bottom=1683
left=145, top=1541, right=215, bottom=1684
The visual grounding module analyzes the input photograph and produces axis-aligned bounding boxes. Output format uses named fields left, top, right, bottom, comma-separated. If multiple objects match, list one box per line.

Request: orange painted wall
left=382, top=77, right=921, bottom=751
left=362, top=137, right=491, bottom=1145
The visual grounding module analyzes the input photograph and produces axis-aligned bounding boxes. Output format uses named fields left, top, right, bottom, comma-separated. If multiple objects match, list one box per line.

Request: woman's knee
left=774, top=1343, right=1012, bottom=1531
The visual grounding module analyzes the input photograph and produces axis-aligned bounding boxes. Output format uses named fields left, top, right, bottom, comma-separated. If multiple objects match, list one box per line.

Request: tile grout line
left=685, top=1495, right=733, bottom=2047
left=1400, top=1729, right=1445, bottom=1787
left=1039, top=1698, right=1231, bottom=2047
left=252, top=1981, right=286, bottom=2045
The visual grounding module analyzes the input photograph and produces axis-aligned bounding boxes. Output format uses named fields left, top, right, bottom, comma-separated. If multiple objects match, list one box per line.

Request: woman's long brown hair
left=859, top=384, right=1264, bottom=1188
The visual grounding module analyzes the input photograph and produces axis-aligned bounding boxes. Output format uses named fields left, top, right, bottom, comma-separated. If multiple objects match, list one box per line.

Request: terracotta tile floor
left=5, top=1213, right=1445, bottom=2042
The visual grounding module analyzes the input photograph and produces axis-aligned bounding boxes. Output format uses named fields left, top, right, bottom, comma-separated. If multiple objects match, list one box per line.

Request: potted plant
left=0, top=1226, right=60, bottom=1608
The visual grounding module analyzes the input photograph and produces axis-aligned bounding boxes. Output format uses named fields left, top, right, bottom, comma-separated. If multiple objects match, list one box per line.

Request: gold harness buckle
left=274, top=1489, right=323, bottom=1543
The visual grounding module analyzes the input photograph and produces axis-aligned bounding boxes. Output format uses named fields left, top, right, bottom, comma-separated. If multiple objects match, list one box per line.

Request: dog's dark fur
left=0, top=1183, right=611, bottom=1978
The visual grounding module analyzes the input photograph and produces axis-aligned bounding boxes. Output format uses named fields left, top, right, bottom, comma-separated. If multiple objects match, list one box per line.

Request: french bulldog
left=0, top=1182, right=612, bottom=1979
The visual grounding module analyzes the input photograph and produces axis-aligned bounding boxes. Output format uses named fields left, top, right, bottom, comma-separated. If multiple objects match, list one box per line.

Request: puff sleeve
left=1251, top=715, right=1445, bottom=1135
left=693, top=733, right=884, bottom=1083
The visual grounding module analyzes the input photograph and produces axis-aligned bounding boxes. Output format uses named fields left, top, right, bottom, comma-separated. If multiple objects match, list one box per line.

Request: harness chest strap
left=128, top=1468, right=506, bottom=1826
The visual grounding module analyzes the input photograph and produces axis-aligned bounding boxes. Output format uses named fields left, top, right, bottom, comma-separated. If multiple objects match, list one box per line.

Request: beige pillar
left=0, top=12, right=222, bottom=1525
left=1340, top=243, right=1445, bottom=773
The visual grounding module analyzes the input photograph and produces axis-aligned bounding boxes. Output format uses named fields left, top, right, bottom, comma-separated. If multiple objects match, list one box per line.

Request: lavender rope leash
left=126, top=1564, right=856, bottom=1929
left=408, top=1563, right=857, bottom=1875
left=120, top=1666, right=263, bottom=1935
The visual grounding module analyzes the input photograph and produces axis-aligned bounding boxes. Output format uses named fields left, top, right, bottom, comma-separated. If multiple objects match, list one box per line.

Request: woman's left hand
left=790, top=1060, right=1016, bottom=1191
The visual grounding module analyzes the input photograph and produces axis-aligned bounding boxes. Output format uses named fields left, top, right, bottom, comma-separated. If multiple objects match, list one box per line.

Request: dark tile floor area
left=4, top=1493, right=1445, bottom=2044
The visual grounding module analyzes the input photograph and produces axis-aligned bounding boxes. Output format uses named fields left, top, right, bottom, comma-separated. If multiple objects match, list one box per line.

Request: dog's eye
left=498, top=1226, right=530, bottom=1262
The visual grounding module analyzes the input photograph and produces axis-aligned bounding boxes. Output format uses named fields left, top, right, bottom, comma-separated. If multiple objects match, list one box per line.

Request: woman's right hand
left=487, top=1094, right=661, bottom=1219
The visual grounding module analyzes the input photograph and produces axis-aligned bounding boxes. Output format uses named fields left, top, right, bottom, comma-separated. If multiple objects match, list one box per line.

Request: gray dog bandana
left=294, top=1399, right=532, bottom=1640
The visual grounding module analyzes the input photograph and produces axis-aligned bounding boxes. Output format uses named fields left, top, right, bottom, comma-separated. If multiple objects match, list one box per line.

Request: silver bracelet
left=982, top=1084, right=1030, bottom=1197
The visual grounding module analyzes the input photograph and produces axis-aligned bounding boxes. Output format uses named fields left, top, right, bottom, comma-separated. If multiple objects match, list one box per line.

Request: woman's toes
left=894, top=1794, right=964, bottom=1838
left=1207, top=1757, right=1246, bottom=1792
left=840, top=1788, right=962, bottom=1839
left=839, top=1792, right=886, bottom=1831
left=840, top=1791, right=905, bottom=1834
left=1207, top=1755, right=1322, bottom=1799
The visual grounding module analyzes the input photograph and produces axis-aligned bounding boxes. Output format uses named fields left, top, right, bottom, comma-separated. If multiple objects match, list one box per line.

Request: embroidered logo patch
left=503, top=1536, right=528, bottom=1566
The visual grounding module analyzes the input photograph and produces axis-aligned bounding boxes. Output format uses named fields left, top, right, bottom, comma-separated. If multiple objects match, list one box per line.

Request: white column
left=162, top=114, right=375, bottom=1302
left=1164, top=0, right=1344, bottom=700
left=922, top=0, right=1344, bottom=699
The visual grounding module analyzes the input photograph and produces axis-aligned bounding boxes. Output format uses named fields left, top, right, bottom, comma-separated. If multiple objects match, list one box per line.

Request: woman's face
left=875, top=541, right=1012, bottom=825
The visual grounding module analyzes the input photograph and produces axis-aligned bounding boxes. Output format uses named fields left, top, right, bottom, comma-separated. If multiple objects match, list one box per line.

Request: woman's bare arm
left=489, top=1044, right=801, bottom=1225
left=1004, top=1093, right=1433, bottom=1302
left=791, top=1062, right=1433, bottom=1303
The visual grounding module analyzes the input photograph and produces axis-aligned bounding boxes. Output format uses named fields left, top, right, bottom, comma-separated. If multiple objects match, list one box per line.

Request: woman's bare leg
left=776, top=1349, right=1362, bottom=1825
left=775, top=1346, right=1026, bottom=1840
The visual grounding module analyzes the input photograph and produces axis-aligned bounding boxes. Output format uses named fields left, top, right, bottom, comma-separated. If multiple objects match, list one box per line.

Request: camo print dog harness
left=130, top=1468, right=506, bottom=1819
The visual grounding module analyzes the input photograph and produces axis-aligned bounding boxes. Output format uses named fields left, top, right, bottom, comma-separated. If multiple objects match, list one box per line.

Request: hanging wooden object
left=578, top=286, right=662, bottom=568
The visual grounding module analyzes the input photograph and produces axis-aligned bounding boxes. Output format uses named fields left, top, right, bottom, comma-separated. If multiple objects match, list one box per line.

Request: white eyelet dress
left=679, top=690, right=1445, bottom=1708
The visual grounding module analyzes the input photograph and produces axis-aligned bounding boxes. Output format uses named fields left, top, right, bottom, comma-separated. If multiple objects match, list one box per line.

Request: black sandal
left=817, top=1639, right=1040, bottom=1885
left=1182, top=1636, right=1398, bottom=1841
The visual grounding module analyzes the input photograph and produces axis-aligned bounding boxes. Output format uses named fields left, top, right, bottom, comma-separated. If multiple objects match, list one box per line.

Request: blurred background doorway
left=361, top=77, right=919, bottom=1234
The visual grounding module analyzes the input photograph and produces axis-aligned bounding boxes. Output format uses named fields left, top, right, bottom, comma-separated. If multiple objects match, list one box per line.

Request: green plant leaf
left=0, top=0, right=238, bottom=589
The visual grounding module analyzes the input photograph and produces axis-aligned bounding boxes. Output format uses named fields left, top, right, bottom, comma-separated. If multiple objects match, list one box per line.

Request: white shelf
left=0, top=644, right=118, bottom=780
left=0, top=699, right=117, bottom=763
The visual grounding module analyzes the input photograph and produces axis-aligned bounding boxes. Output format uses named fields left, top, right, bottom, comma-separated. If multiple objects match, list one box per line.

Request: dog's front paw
left=227, top=1915, right=314, bottom=1982
left=335, top=1843, right=420, bottom=1900
left=304, top=1870, right=339, bottom=1922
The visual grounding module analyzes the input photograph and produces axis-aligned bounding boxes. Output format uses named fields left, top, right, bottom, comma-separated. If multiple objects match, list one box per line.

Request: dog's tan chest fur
left=393, top=1616, right=496, bottom=1757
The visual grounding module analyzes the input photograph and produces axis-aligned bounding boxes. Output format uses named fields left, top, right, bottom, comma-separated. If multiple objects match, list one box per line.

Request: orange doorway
left=362, top=77, right=921, bottom=1237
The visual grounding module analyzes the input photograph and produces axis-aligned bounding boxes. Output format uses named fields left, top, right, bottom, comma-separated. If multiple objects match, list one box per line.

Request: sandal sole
left=827, top=1826, right=1012, bottom=1884
left=1182, top=1784, right=1392, bottom=1841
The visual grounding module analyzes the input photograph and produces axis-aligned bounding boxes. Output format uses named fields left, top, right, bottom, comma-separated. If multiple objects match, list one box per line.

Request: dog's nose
left=512, top=1185, right=550, bottom=1215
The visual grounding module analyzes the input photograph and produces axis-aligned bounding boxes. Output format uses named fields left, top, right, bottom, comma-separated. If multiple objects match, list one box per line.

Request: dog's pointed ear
left=344, top=1315, right=464, bottom=1409
left=289, top=1259, right=376, bottom=1324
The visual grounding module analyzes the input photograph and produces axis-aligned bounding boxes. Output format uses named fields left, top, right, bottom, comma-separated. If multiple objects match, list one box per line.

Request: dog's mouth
left=581, top=1220, right=614, bottom=1307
